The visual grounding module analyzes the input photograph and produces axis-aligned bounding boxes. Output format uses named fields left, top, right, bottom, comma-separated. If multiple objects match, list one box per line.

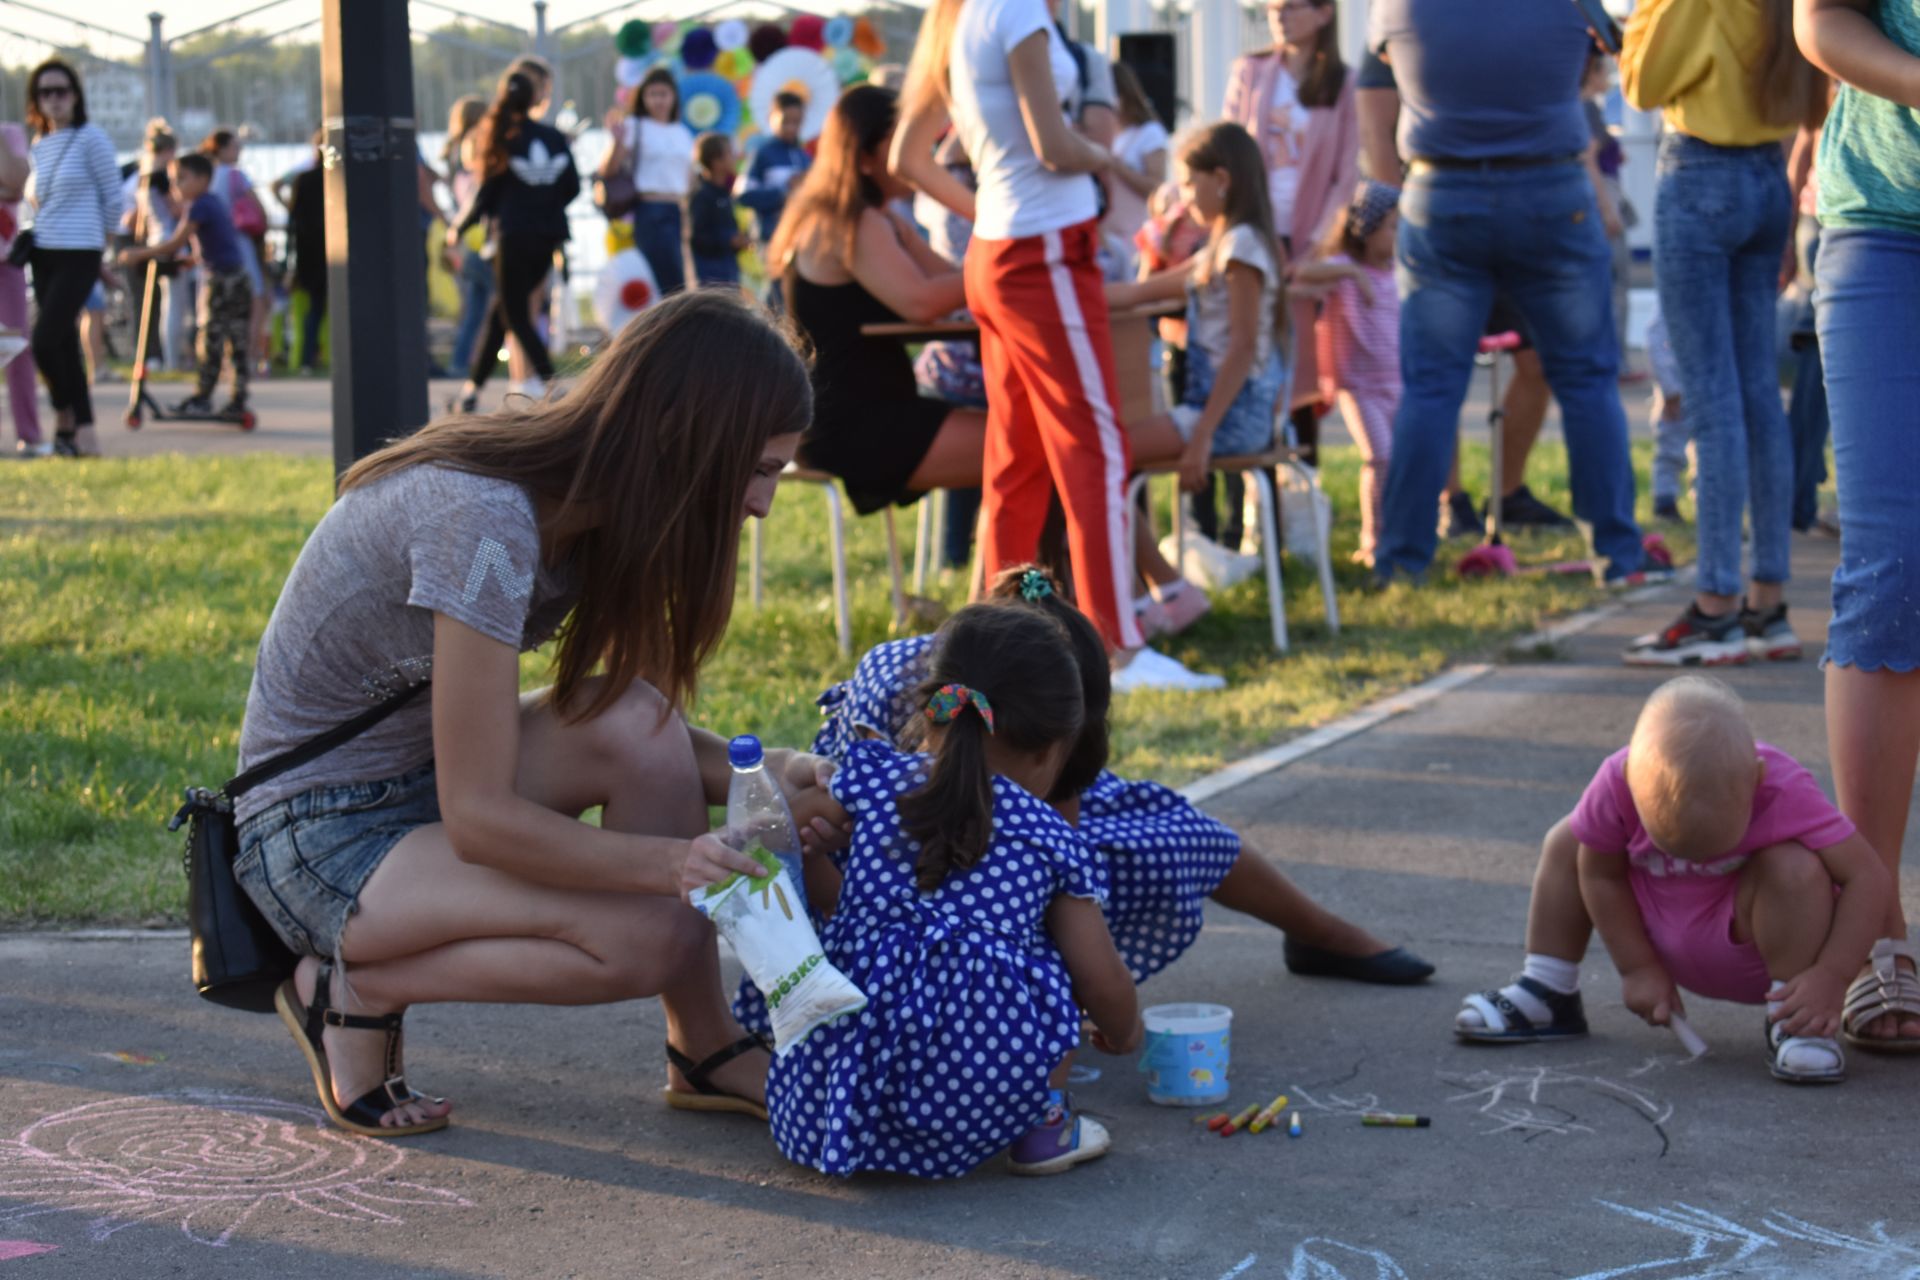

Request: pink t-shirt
left=1569, top=743, right=1855, bottom=880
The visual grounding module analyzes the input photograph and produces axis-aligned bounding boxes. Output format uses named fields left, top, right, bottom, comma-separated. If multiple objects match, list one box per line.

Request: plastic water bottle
left=725, top=735, right=809, bottom=921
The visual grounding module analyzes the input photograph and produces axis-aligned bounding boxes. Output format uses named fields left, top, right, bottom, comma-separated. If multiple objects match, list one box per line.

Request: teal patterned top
left=1818, top=0, right=1920, bottom=235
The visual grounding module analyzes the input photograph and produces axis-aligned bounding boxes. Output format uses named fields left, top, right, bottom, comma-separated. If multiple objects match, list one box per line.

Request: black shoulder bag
left=169, top=681, right=431, bottom=1013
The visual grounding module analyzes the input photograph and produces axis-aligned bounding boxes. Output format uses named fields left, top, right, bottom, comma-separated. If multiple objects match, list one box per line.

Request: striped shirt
left=1316, top=255, right=1400, bottom=396
left=26, top=124, right=121, bottom=250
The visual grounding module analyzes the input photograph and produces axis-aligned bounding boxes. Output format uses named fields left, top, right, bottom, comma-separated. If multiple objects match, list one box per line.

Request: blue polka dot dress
left=810, top=636, right=1241, bottom=984
left=765, top=738, right=1109, bottom=1179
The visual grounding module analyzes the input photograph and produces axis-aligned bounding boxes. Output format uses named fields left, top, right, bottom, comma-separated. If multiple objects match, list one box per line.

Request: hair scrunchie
left=925, top=683, right=995, bottom=733
left=1017, top=569, right=1053, bottom=602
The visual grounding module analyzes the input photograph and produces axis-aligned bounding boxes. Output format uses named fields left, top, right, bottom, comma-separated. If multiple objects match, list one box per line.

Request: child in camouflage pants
left=191, top=265, right=251, bottom=411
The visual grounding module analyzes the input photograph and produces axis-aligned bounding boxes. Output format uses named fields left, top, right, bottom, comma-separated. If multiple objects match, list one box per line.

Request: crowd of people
left=37, top=0, right=1915, bottom=1183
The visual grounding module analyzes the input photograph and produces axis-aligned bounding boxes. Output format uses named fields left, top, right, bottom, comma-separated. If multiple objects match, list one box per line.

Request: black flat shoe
left=1284, top=938, right=1436, bottom=985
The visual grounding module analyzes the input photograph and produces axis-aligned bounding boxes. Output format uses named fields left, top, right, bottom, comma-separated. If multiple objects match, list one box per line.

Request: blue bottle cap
left=727, top=735, right=763, bottom=769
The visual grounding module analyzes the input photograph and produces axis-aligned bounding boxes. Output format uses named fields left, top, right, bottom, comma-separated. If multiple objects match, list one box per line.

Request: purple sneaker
left=1008, top=1090, right=1110, bottom=1176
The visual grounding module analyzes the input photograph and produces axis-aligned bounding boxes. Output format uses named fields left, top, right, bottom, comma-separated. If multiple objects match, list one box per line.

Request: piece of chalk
left=1204, top=1112, right=1232, bottom=1130
left=1196, top=1111, right=1226, bottom=1125
left=1248, top=1092, right=1291, bottom=1134
left=1287, top=1110, right=1302, bottom=1138
left=1219, top=1103, right=1262, bottom=1137
left=1670, top=1014, right=1708, bottom=1058
left=1360, top=1113, right=1431, bottom=1128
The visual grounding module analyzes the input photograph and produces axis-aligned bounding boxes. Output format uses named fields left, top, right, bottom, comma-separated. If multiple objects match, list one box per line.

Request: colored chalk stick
left=1218, top=1103, right=1262, bottom=1136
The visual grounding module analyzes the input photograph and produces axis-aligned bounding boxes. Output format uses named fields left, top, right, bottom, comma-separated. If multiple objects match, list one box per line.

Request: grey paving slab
left=8, top=536, right=1908, bottom=1280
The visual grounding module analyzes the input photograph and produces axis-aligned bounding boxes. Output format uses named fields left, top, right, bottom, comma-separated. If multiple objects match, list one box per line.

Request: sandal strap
left=1844, top=962, right=1920, bottom=1029
left=338, top=1075, right=437, bottom=1128
left=323, top=1009, right=406, bottom=1033
left=666, top=1034, right=770, bottom=1096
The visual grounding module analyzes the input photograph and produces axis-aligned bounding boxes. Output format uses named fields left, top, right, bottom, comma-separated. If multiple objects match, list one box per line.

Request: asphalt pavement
left=7, top=532, right=1913, bottom=1280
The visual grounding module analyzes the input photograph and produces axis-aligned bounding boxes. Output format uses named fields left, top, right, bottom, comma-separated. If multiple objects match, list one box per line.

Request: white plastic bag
left=695, top=843, right=866, bottom=1055
left=1276, top=464, right=1332, bottom=572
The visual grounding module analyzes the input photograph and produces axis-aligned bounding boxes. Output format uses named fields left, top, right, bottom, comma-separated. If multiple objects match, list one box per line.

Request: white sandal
left=1842, top=938, right=1920, bottom=1054
left=1766, top=1017, right=1845, bottom=1084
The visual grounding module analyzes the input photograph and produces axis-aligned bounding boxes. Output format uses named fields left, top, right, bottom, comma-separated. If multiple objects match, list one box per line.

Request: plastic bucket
left=1137, top=1002, right=1232, bottom=1106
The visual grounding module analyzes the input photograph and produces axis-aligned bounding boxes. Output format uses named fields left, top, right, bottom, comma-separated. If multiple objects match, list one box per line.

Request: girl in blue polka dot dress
left=763, top=604, right=1143, bottom=1179
left=757, top=566, right=1433, bottom=1001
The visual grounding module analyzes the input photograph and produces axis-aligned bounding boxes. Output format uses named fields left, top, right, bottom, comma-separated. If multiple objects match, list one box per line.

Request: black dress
left=786, top=268, right=952, bottom=515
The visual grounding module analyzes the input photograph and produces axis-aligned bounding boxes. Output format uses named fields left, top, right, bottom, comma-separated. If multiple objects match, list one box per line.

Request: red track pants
left=965, top=219, right=1141, bottom=652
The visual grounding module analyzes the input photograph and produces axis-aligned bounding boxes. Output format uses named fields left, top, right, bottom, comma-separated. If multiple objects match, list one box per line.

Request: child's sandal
left=274, top=961, right=448, bottom=1138
left=1766, top=1018, right=1845, bottom=1085
left=1454, top=977, right=1588, bottom=1044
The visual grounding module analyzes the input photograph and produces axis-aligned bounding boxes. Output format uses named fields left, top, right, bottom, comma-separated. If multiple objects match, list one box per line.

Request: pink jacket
left=1223, top=52, right=1360, bottom=408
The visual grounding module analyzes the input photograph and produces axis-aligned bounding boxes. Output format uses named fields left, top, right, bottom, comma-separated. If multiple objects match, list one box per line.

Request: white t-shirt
left=950, top=0, right=1099, bottom=241
left=1264, top=67, right=1312, bottom=230
left=1187, top=222, right=1281, bottom=370
left=626, top=117, right=694, bottom=196
left=1105, top=119, right=1169, bottom=246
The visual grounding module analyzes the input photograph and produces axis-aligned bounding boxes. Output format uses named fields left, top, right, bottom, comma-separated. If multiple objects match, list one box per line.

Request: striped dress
left=1316, top=254, right=1399, bottom=562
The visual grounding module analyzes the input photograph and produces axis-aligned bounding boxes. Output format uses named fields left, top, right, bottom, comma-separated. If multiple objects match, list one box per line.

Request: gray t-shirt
left=234, top=465, right=577, bottom=826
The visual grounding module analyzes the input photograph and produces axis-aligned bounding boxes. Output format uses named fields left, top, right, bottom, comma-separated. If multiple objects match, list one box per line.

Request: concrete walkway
left=7, top=534, right=1911, bottom=1279
left=19, top=367, right=1656, bottom=461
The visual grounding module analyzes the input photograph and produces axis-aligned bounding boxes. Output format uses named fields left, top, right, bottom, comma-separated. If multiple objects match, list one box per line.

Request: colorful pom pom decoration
left=748, top=21, right=789, bottom=63
left=788, top=14, right=826, bottom=50
left=679, top=26, right=719, bottom=70
left=615, top=18, right=650, bottom=57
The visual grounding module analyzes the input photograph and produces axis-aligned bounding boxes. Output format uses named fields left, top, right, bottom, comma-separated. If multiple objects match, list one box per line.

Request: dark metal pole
left=321, top=0, right=430, bottom=475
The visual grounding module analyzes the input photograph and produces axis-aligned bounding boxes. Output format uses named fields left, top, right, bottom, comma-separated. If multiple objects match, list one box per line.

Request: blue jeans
left=1815, top=226, right=1920, bottom=671
left=693, top=253, right=740, bottom=287
left=633, top=200, right=686, bottom=296
left=235, top=763, right=441, bottom=958
left=1377, top=161, right=1644, bottom=580
left=448, top=249, right=496, bottom=374
left=1654, top=134, right=1793, bottom=597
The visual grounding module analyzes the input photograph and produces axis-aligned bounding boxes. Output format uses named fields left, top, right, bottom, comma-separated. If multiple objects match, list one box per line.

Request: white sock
left=1156, top=580, right=1187, bottom=602
left=1457, top=954, right=1578, bottom=1032
left=1523, top=954, right=1580, bottom=995
left=1134, top=593, right=1157, bottom=613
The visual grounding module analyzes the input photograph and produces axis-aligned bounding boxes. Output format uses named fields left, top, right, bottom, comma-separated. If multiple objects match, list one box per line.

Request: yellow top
left=1621, top=0, right=1797, bottom=147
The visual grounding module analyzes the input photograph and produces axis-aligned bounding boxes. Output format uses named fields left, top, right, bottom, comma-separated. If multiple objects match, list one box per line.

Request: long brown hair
left=902, top=0, right=965, bottom=118
left=1182, top=122, right=1291, bottom=351
left=769, top=84, right=897, bottom=272
left=340, top=291, right=812, bottom=721
left=1753, top=0, right=1826, bottom=128
left=474, top=71, right=537, bottom=179
left=1296, top=0, right=1346, bottom=108
left=25, top=59, right=86, bottom=137
left=897, top=605, right=1084, bottom=893
left=444, top=95, right=486, bottom=171
left=1112, top=61, right=1160, bottom=130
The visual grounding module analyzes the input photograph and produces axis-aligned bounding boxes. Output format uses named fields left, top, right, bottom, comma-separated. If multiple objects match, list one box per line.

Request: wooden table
left=861, top=302, right=1177, bottom=427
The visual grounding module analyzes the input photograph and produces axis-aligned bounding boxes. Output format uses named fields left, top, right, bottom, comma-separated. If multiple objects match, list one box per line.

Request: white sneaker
left=14, top=439, right=52, bottom=458
left=1111, top=646, right=1227, bottom=693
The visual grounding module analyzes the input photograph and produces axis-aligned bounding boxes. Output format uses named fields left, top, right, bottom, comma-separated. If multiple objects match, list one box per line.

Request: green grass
left=0, top=443, right=1690, bottom=925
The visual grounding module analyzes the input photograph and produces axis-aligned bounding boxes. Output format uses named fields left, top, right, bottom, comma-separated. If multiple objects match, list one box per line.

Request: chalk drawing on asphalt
left=0, top=1092, right=471, bottom=1248
left=1212, top=1239, right=1411, bottom=1280
left=1569, top=1201, right=1920, bottom=1279
left=1443, top=1061, right=1674, bottom=1153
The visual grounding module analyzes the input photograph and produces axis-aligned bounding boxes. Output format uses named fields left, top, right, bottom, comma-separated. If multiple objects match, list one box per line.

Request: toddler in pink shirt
left=1454, top=676, right=1886, bottom=1083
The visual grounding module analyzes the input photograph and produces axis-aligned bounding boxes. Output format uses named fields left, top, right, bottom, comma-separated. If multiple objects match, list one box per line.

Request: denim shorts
left=1815, top=225, right=1920, bottom=672
left=1173, top=341, right=1283, bottom=457
left=234, top=763, right=440, bottom=958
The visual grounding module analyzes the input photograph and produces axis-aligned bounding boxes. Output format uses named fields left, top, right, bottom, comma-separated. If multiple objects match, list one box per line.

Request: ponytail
left=896, top=605, right=1085, bottom=894
left=897, top=699, right=997, bottom=892
left=478, top=71, right=537, bottom=179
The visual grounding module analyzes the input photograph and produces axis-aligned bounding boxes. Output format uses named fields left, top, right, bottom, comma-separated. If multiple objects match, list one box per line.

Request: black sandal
left=1454, top=976, right=1589, bottom=1044
left=663, top=1035, right=771, bottom=1121
left=274, top=960, right=448, bottom=1138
